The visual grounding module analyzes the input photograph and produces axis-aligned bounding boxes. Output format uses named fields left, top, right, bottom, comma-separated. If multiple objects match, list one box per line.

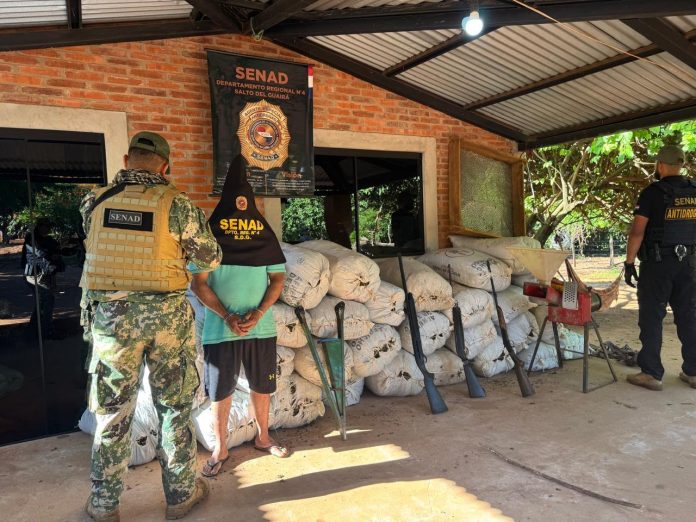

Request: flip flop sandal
left=201, top=456, right=229, bottom=477
left=254, top=443, right=290, bottom=458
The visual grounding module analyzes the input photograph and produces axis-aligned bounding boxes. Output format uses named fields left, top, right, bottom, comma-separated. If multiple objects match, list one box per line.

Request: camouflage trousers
left=88, top=295, right=199, bottom=510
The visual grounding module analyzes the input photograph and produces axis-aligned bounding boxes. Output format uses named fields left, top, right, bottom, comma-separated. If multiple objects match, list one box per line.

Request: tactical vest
left=81, top=184, right=190, bottom=292
left=644, top=180, right=696, bottom=247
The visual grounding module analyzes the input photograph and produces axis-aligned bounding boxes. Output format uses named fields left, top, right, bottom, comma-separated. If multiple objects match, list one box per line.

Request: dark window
left=0, top=127, right=106, bottom=445
left=281, top=148, right=424, bottom=258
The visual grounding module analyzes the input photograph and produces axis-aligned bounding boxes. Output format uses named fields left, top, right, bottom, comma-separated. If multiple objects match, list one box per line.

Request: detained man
left=191, top=157, right=289, bottom=478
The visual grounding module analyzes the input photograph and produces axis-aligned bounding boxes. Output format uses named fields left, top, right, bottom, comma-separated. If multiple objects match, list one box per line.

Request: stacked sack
left=366, top=257, right=461, bottom=396
left=418, top=246, right=518, bottom=378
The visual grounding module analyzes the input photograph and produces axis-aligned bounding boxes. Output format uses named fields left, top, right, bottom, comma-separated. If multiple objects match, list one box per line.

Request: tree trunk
left=609, top=235, right=614, bottom=267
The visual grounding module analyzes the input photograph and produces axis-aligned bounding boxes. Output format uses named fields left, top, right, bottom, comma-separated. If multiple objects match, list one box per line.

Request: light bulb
left=463, top=10, right=484, bottom=36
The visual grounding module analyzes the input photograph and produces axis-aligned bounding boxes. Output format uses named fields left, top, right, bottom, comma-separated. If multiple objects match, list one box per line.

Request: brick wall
left=0, top=33, right=515, bottom=247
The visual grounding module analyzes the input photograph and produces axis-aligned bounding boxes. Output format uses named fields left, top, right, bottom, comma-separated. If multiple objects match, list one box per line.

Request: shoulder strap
left=86, top=183, right=128, bottom=215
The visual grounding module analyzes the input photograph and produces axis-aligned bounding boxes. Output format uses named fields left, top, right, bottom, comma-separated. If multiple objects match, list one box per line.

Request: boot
left=679, top=372, right=696, bottom=389
left=85, top=500, right=120, bottom=522
left=627, top=372, right=663, bottom=391
left=165, top=478, right=209, bottom=520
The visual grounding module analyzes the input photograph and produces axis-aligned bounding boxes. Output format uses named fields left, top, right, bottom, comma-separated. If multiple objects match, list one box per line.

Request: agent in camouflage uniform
left=81, top=132, right=221, bottom=521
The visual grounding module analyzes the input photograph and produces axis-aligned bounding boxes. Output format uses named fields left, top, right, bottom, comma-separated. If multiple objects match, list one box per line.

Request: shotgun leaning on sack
left=448, top=265, right=486, bottom=398
left=486, top=260, right=535, bottom=398
left=398, top=254, right=448, bottom=414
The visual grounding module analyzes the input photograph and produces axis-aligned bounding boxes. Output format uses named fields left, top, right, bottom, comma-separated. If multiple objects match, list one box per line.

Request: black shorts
left=204, top=337, right=277, bottom=400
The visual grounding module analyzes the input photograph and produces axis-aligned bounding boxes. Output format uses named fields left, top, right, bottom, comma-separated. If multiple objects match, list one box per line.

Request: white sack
left=348, top=324, right=401, bottom=378
left=379, top=257, right=455, bottom=312
left=309, top=296, right=373, bottom=340
left=293, top=342, right=354, bottom=387
left=300, top=240, right=380, bottom=303
left=280, top=242, right=330, bottom=309
left=276, top=345, right=295, bottom=381
left=559, top=329, right=589, bottom=360
left=498, top=312, right=536, bottom=348
left=426, top=348, right=466, bottom=386
left=399, top=311, right=451, bottom=356
left=491, top=286, right=534, bottom=325
left=518, top=341, right=560, bottom=372
left=444, top=319, right=497, bottom=360
left=192, top=393, right=257, bottom=452
left=79, top=368, right=159, bottom=466
left=418, top=248, right=511, bottom=291
left=365, top=350, right=424, bottom=397
left=512, top=273, right=538, bottom=288
left=472, top=337, right=515, bottom=378
left=346, top=377, right=364, bottom=406
left=448, top=235, right=541, bottom=275
left=530, top=305, right=557, bottom=344
left=270, top=373, right=325, bottom=429
left=273, top=302, right=310, bottom=348
left=450, top=283, right=494, bottom=328
left=365, top=281, right=405, bottom=326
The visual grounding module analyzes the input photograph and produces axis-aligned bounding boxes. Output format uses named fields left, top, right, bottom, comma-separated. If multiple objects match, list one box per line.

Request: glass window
left=281, top=149, right=424, bottom=258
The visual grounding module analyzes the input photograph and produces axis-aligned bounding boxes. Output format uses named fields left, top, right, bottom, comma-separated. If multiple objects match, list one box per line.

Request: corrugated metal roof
left=0, top=1, right=67, bottom=28
left=309, top=29, right=457, bottom=70
left=665, top=15, right=696, bottom=33
left=81, top=0, right=192, bottom=23
left=478, top=52, right=696, bottom=135
left=306, top=0, right=444, bottom=12
left=399, top=20, right=651, bottom=102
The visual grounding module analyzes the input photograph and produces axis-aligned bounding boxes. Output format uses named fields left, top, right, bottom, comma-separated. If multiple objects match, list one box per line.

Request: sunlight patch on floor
left=258, top=478, right=513, bottom=522
left=234, top=443, right=410, bottom=488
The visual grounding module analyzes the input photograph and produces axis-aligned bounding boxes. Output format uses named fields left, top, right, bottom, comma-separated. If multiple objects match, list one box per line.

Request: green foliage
left=357, top=178, right=420, bottom=244
left=8, top=184, right=88, bottom=243
left=281, top=197, right=328, bottom=242
left=525, top=120, right=696, bottom=244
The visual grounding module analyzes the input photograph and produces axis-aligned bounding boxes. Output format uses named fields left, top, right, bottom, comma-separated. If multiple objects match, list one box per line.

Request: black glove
left=624, top=261, right=639, bottom=288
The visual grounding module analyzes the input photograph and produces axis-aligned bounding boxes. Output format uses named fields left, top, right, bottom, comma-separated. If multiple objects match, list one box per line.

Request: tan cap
left=129, top=131, right=171, bottom=174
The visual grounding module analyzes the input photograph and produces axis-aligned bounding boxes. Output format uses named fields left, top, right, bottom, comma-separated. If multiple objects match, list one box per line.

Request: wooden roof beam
left=524, top=98, right=696, bottom=149
left=245, top=0, right=316, bottom=34
left=622, top=18, right=696, bottom=72
left=185, top=0, right=242, bottom=32
left=268, top=0, right=696, bottom=38
left=66, top=0, right=82, bottom=30
left=0, top=19, right=225, bottom=52
left=384, top=28, right=497, bottom=78
left=466, top=28, right=696, bottom=111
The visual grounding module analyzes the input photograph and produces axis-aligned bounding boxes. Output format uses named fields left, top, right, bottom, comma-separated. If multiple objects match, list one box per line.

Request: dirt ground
left=0, top=257, right=694, bottom=522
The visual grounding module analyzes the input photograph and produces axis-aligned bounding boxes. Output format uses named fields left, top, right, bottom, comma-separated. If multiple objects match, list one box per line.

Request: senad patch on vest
left=104, top=208, right=154, bottom=231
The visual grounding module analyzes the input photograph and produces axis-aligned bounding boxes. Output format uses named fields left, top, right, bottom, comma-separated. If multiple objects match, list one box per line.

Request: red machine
left=508, top=248, right=617, bottom=393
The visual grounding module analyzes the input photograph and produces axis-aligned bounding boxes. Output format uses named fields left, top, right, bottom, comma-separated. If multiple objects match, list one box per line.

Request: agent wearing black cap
left=190, top=157, right=289, bottom=477
left=625, top=145, right=696, bottom=391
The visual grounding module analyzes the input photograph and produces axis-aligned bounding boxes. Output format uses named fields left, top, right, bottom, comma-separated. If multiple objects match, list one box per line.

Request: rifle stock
left=398, top=254, right=448, bottom=414
left=449, top=265, right=486, bottom=398
left=487, top=260, right=536, bottom=398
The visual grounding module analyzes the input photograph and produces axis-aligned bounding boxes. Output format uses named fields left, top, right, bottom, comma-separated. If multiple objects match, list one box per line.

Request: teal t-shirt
left=190, top=263, right=285, bottom=344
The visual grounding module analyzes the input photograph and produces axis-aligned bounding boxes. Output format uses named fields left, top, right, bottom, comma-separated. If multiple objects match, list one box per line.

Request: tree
left=281, top=197, right=328, bottom=243
left=525, top=121, right=696, bottom=245
left=8, top=183, right=88, bottom=243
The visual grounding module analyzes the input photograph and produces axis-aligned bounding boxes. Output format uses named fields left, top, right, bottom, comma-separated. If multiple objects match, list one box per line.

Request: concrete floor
left=1, top=288, right=695, bottom=521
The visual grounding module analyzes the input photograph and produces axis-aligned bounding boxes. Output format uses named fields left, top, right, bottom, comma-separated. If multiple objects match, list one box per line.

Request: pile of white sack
left=79, top=237, right=589, bottom=464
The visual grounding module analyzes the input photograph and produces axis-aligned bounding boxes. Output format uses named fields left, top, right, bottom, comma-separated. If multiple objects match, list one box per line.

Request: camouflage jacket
left=80, top=169, right=221, bottom=304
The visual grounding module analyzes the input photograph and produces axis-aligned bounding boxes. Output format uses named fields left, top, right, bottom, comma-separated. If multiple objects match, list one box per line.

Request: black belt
left=655, top=245, right=696, bottom=260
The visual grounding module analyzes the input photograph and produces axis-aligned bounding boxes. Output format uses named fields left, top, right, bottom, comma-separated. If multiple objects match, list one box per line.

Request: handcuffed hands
left=237, top=309, right=264, bottom=335
left=224, top=313, right=244, bottom=336
left=624, top=261, right=639, bottom=288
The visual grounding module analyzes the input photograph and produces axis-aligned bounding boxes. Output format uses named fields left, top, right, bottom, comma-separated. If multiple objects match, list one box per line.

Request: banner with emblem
left=207, top=50, right=314, bottom=197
